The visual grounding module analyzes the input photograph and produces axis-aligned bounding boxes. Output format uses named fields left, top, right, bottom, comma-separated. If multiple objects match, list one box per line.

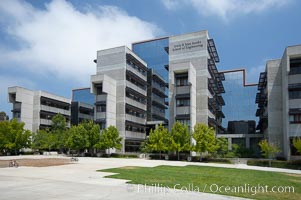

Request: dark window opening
left=289, top=114, right=301, bottom=124
left=290, top=58, right=301, bottom=75
left=176, top=98, right=190, bottom=107
left=289, top=90, right=301, bottom=99
left=96, top=105, right=106, bottom=112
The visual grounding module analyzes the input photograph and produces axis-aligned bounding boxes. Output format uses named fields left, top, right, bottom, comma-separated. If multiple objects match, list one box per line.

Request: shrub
left=247, top=159, right=301, bottom=170
left=109, top=153, right=138, bottom=158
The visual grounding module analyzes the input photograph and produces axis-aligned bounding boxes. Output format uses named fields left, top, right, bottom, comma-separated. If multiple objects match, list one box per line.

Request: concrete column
left=246, top=137, right=250, bottom=148
left=228, top=138, right=232, bottom=150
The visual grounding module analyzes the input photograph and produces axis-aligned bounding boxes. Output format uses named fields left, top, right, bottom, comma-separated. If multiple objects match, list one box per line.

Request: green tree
left=259, top=139, right=280, bottom=167
left=144, top=124, right=170, bottom=159
left=65, top=125, right=89, bottom=154
left=0, top=119, right=31, bottom=155
left=51, top=114, right=68, bottom=152
left=170, top=121, right=191, bottom=161
left=192, top=123, right=217, bottom=159
left=216, top=137, right=229, bottom=158
left=81, top=120, right=100, bottom=156
left=292, top=137, right=301, bottom=154
left=0, top=121, right=10, bottom=154
left=32, top=129, right=57, bottom=151
left=95, top=126, right=122, bottom=154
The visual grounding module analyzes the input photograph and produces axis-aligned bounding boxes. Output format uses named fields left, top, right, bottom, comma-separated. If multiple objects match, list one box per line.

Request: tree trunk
left=177, top=151, right=180, bottom=161
left=159, top=151, right=162, bottom=159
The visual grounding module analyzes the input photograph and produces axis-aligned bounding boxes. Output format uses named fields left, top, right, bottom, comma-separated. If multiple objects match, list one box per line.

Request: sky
left=0, top=0, right=301, bottom=117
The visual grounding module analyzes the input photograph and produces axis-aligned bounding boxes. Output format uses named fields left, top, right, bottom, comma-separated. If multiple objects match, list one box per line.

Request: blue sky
left=0, top=0, right=301, bottom=117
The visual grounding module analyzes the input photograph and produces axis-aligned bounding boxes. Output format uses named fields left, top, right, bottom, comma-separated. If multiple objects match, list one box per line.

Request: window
left=176, top=98, right=190, bottom=106
left=289, top=90, right=301, bottom=99
left=96, top=105, right=106, bottom=112
left=289, top=114, right=301, bottom=124
left=176, top=77, right=188, bottom=86
left=125, top=124, right=145, bottom=133
left=126, top=74, right=146, bottom=90
left=96, top=85, right=103, bottom=95
left=126, top=107, right=145, bottom=118
left=126, top=90, right=146, bottom=104
left=175, top=73, right=189, bottom=86
left=289, top=58, right=301, bottom=75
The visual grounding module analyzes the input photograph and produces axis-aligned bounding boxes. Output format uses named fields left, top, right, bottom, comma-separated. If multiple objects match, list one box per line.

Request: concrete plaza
left=0, top=156, right=300, bottom=200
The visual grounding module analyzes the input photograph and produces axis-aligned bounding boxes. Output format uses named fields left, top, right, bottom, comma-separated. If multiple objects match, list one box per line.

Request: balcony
left=152, top=95, right=166, bottom=108
left=176, top=85, right=190, bottom=95
left=151, top=107, right=165, bottom=117
left=176, top=106, right=190, bottom=115
left=96, top=94, right=106, bottom=102
left=95, top=112, right=106, bottom=120
left=126, top=81, right=147, bottom=96
left=125, top=114, right=146, bottom=125
left=125, top=97, right=146, bottom=111
left=40, top=119, right=52, bottom=126
left=12, top=103, right=21, bottom=111
left=127, top=64, right=147, bottom=81
left=78, top=113, right=94, bottom=120
left=125, top=131, right=146, bottom=139
left=40, top=105, right=70, bottom=116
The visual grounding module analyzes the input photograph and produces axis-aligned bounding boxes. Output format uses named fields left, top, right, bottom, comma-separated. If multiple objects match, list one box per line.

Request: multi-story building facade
left=146, top=69, right=168, bottom=132
left=133, top=30, right=225, bottom=132
left=8, top=86, right=71, bottom=132
left=90, top=46, right=148, bottom=152
left=71, top=88, right=94, bottom=125
left=256, top=44, right=301, bottom=160
left=168, top=31, right=225, bottom=131
left=133, top=37, right=169, bottom=127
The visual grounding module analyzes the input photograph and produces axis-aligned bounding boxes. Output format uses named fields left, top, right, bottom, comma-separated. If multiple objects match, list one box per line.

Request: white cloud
left=0, top=0, right=160, bottom=84
left=161, top=0, right=292, bottom=20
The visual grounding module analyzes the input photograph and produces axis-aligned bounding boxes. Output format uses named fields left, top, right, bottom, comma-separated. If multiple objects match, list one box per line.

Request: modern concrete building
left=91, top=46, right=148, bottom=152
left=167, top=31, right=225, bottom=132
left=71, top=88, right=94, bottom=125
left=71, top=102, right=94, bottom=125
left=256, top=44, right=301, bottom=160
left=133, top=30, right=225, bottom=133
left=8, top=86, right=71, bottom=132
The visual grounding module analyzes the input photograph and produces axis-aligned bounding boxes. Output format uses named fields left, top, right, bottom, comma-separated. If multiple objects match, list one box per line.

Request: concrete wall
left=8, top=86, right=71, bottom=133
left=169, top=30, right=210, bottom=130
left=92, top=46, right=148, bottom=152
left=266, top=59, right=283, bottom=151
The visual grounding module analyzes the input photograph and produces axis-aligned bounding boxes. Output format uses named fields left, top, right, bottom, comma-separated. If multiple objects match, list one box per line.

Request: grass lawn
left=99, top=165, right=301, bottom=200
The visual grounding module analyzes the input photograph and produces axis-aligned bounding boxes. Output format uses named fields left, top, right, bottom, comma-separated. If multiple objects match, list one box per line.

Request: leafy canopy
left=170, top=121, right=191, bottom=153
left=192, top=123, right=217, bottom=154
left=144, top=124, right=170, bottom=154
left=258, top=139, right=280, bottom=159
left=0, top=119, right=31, bottom=154
left=95, top=126, right=122, bottom=150
left=293, top=137, right=301, bottom=154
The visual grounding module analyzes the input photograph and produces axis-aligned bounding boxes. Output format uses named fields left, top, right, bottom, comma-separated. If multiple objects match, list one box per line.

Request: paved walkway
left=0, top=155, right=300, bottom=200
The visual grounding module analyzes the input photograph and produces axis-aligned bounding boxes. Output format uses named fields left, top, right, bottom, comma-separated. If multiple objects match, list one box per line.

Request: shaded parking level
left=0, top=156, right=300, bottom=200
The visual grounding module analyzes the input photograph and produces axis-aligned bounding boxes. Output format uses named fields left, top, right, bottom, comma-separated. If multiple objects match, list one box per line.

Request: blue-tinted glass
left=72, top=88, right=94, bottom=105
left=133, top=38, right=169, bottom=82
left=222, top=71, right=258, bottom=128
left=133, top=38, right=169, bottom=119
